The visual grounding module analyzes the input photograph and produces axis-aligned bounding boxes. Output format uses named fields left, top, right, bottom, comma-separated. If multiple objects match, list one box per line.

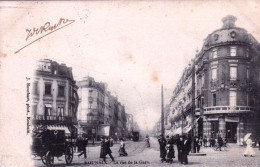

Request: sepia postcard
left=1, top=0, right=260, bottom=166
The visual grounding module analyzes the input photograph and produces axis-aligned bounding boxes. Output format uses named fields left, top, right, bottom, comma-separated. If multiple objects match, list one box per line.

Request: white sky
left=1, top=1, right=260, bottom=132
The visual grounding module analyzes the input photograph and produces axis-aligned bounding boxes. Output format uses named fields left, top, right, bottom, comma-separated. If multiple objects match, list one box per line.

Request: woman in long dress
left=119, top=138, right=128, bottom=156
left=243, top=136, right=255, bottom=157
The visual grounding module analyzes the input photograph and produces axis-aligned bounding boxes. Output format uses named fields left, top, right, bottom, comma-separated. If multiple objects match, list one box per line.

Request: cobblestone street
left=33, top=137, right=260, bottom=167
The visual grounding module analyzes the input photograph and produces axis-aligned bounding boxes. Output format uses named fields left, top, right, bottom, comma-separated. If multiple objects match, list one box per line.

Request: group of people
left=100, top=137, right=128, bottom=163
left=158, top=135, right=191, bottom=164
left=75, top=135, right=128, bottom=164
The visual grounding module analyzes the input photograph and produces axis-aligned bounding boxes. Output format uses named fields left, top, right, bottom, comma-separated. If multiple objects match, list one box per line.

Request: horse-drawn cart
left=31, top=127, right=74, bottom=166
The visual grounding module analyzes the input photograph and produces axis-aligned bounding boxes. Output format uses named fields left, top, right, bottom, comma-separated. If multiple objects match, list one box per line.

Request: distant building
left=31, top=59, right=79, bottom=137
left=77, top=76, right=105, bottom=139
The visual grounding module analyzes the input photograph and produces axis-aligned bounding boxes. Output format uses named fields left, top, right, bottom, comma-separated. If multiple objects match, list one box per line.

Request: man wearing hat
left=179, top=135, right=190, bottom=165
left=158, top=135, right=167, bottom=162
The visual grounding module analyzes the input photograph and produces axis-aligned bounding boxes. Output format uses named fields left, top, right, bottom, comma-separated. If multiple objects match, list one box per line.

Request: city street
left=33, top=137, right=260, bottom=167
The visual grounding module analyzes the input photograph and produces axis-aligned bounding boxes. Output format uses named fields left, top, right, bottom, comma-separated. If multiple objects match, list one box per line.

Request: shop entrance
left=226, top=122, right=237, bottom=143
left=211, top=121, right=219, bottom=138
left=198, top=118, right=203, bottom=138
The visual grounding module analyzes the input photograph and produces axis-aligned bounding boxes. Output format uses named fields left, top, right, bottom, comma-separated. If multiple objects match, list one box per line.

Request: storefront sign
left=206, top=115, right=219, bottom=121
left=225, top=116, right=239, bottom=122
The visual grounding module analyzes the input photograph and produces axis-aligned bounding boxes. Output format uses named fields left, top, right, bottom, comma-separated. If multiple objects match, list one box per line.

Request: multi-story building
left=77, top=76, right=105, bottom=139
left=31, top=59, right=79, bottom=137
left=168, top=15, right=260, bottom=144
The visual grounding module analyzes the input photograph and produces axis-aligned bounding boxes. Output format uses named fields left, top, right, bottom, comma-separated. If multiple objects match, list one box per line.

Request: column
left=219, top=116, right=226, bottom=138
left=237, top=117, right=244, bottom=145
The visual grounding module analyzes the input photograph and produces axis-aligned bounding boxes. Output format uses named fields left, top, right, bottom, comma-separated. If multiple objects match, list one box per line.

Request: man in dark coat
left=166, top=136, right=175, bottom=163
left=100, top=137, right=106, bottom=161
left=217, top=135, right=223, bottom=151
left=78, top=136, right=88, bottom=164
left=103, top=137, right=115, bottom=162
left=179, top=136, right=191, bottom=165
left=176, top=135, right=182, bottom=162
left=158, top=135, right=167, bottom=162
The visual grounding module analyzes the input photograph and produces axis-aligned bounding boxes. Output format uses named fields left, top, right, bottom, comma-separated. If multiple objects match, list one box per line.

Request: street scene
left=29, top=14, right=260, bottom=166
left=32, top=137, right=260, bottom=167
left=2, top=1, right=260, bottom=167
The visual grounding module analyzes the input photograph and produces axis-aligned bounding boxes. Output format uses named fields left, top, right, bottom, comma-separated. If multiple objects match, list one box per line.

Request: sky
left=1, top=1, right=260, bottom=133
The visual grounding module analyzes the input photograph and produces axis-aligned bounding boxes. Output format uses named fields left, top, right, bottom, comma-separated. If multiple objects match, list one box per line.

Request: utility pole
left=191, top=66, right=196, bottom=153
left=161, top=85, right=165, bottom=136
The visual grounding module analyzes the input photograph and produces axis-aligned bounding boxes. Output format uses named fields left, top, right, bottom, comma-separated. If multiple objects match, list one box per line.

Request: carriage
left=31, top=127, right=74, bottom=167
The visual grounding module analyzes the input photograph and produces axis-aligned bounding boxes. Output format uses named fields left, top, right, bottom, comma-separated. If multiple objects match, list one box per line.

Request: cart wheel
left=46, top=151, right=54, bottom=167
left=65, top=146, right=74, bottom=165
left=41, top=154, right=47, bottom=165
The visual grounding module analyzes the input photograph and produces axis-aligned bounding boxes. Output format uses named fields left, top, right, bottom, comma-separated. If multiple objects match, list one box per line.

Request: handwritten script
left=15, top=18, right=75, bottom=54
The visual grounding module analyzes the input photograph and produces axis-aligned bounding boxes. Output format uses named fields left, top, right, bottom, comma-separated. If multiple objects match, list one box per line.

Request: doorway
left=211, top=121, right=219, bottom=138
left=226, top=122, right=238, bottom=143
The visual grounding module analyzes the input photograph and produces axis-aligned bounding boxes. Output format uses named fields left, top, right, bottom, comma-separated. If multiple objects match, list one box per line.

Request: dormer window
left=230, top=46, right=236, bottom=56
left=246, top=48, right=249, bottom=57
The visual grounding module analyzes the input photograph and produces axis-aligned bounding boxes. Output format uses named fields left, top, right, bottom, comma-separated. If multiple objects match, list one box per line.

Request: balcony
left=203, top=106, right=253, bottom=115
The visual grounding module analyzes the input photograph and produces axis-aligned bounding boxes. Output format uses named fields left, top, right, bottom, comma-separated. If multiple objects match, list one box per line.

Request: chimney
left=222, top=15, right=237, bottom=29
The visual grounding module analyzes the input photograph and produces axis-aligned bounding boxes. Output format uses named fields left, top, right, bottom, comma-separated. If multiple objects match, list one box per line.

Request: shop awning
left=183, top=124, right=192, bottom=134
left=73, top=125, right=87, bottom=134
left=47, top=125, right=70, bottom=134
left=195, top=116, right=201, bottom=122
left=98, top=124, right=110, bottom=136
left=166, top=130, right=174, bottom=137
left=173, top=127, right=183, bottom=135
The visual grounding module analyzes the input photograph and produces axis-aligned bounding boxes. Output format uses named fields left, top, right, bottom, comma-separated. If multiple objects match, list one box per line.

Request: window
left=246, top=48, right=249, bottom=57
left=57, top=105, right=64, bottom=116
left=213, top=93, right=217, bottom=106
left=45, top=83, right=52, bottom=95
left=44, top=104, right=52, bottom=116
left=247, top=68, right=250, bottom=81
left=58, top=85, right=65, bottom=97
left=32, top=105, right=37, bottom=115
left=33, top=82, right=38, bottom=95
left=229, top=91, right=237, bottom=106
left=230, top=46, right=236, bottom=56
left=246, top=92, right=249, bottom=106
left=212, top=49, right=217, bottom=59
left=211, top=68, right=217, bottom=81
left=230, top=66, right=237, bottom=80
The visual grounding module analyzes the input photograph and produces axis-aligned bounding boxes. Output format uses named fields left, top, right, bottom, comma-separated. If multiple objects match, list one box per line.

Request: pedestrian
left=104, top=137, right=115, bottom=162
left=158, top=135, right=167, bottom=162
left=176, top=135, right=181, bottom=162
left=243, top=135, right=255, bottom=157
left=119, top=138, right=128, bottom=156
left=110, top=137, right=114, bottom=147
left=100, top=137, right=106, bottom=162
left=92, top=134, right=95, bottom=145
left=194, top=137, right=200, bottom=153
left=165, top=136, right=175, bottom=163
left=258, top=137, right=260, bottom=150
left=145, top=135, right=150, bottom=148
left=179, top=135, right=191, bottom=165
left=199, top=137, right=203, bottom=147
left=217, top=135, right=223, bottom=151
left=77, top=136, right=88, bottom=164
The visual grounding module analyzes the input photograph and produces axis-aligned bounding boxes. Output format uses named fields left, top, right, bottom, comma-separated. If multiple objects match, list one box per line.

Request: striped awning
left=47, top=125, right=70, bottom=134
left=73, top=125, right=87, bottom=134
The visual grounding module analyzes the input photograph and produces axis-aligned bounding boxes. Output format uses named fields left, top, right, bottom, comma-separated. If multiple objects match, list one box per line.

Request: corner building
left=31, top=59, right=79, bottom=137
left=195, top=15, right=260, bottom=143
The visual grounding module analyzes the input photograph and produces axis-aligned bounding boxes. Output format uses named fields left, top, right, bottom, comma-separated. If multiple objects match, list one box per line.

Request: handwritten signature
left=15, top=18, right=75, bottom=54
